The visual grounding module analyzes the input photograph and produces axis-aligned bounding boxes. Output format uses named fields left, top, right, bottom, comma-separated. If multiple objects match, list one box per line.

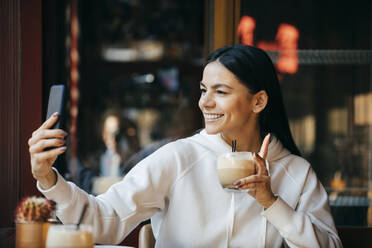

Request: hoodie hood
left=266, top=135, right=291, bottom=162
left=193, top=129, right=290, bottom=163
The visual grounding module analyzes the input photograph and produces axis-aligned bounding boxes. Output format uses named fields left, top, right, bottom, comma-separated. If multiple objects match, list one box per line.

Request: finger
left=254, top=152, right=268, bottom=175
left=238, top=182, right=270, bottom=190
left=33, top=146, right=67, bottom=162
left=258, top=133, right=271, bottom=160
left=234, top=175, right=259, bottom=186
left=29, top=129, right=68, bottom=146
left=29, top=138, right=66, bottom=154
left=237, top=182, right=257, bottom=190
left=38, top=112, right=60, bottom=131
left=234, top=175, right=270, bottom=186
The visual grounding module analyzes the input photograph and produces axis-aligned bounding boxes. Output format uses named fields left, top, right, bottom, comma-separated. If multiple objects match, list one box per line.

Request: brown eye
left=216, top=90, right=227, bottom=95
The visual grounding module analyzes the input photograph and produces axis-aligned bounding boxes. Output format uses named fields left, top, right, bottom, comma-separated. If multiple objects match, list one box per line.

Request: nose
left=199, top=92, right=215, bottom=109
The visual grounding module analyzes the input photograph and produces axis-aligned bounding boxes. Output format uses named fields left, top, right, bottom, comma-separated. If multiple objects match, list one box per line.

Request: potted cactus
left=15, top=196, right=56, bottom=248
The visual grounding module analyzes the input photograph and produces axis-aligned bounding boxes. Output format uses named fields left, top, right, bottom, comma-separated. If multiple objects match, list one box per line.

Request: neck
left=221, top=125, right=262, bottom=152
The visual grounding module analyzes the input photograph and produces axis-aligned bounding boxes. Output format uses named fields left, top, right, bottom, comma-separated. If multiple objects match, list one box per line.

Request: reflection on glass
left=354, top=93, right=372, bottom=126
left=289, top=115, right=315, bottom=155
left=328, top=108, right=348, bottom=135
left=64, top=0, right=204, bottom=196
left=102, top=40, right=165, bottom=62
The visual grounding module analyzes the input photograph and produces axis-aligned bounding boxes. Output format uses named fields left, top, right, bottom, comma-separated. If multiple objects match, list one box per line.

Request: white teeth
left=204, top=113, right=223, bottom=119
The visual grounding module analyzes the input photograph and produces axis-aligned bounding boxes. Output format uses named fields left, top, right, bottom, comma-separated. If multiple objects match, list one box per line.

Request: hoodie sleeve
left=38, top=143, right=180, bottom=245
left=262, top=167, right=342, bottom=248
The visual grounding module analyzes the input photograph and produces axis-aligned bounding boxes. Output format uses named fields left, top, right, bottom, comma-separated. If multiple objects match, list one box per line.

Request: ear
left=252, top=90, right=268, bottom=114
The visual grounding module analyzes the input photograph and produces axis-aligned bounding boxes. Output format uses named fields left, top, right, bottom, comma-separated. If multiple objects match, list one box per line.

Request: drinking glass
left=46, top=224, right=94, bottom=248
left=217, top=152, right=255, bottom=190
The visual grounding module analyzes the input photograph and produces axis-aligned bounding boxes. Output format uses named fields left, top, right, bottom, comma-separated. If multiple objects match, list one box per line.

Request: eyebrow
left=200, top=81, right=233, bottom=89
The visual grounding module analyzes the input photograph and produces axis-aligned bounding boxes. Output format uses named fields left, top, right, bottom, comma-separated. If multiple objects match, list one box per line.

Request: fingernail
left=234, top=180, right=241, bottom=186
left=53, top=112, right=59, bottom=117
left=59, top=146, right=67, bottom=151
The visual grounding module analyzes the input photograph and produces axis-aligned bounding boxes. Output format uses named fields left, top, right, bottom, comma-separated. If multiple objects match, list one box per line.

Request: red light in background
left=69, top=0, right=80, bottom=181
left=275, top=23, right=299, bottom=74
left=237, top=16, right=256, bottom=46
left=256, top=41, right=277, bottom=51
left=238, top=16, right=299, bottom=75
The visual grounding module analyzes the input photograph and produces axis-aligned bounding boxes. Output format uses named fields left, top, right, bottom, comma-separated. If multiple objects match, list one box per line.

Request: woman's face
left=199, top=61, right=257, bottom=137
left=102, top=115, right=120, bottom=151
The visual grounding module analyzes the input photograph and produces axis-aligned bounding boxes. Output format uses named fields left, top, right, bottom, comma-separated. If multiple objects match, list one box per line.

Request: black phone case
left=46, top=84, right=66, bottom=130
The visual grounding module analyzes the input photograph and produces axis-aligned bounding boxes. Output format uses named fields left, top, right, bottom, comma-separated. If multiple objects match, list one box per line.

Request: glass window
left=239, top=0, right=372, bottom=226
left=58, top=0, right=205, bottom=194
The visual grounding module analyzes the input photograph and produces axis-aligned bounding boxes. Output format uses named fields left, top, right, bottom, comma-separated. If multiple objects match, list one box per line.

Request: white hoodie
left=38, top=130, right=342, bottom=247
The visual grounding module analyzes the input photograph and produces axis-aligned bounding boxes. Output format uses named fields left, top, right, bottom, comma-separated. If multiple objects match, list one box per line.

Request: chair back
left=138, top=224, right=155, bottom=248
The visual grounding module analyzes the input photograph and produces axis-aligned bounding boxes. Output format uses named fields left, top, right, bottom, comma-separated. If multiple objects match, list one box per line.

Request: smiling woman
left=29, top=45, right=341, bottom=247
left=203, top=45, right=301, bottom=156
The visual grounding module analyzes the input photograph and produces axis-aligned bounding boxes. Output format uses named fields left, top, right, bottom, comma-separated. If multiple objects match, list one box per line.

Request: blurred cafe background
left=1, top=0, right=372, bottom=246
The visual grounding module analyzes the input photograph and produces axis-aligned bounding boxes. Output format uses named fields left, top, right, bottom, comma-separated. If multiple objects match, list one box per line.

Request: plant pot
left=15, top=221, right=50, bottom=248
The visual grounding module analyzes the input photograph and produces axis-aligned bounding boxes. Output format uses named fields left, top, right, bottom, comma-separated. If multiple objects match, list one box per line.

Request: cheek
left=228, top=100, right=251, bottom=119
left=223, top=99, right=242, bottom=114
left=198, top=97, right=203, bottom=110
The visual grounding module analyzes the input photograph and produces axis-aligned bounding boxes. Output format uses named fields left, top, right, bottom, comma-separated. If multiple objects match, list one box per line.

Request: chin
left=204, top=125, right=221, bottom=135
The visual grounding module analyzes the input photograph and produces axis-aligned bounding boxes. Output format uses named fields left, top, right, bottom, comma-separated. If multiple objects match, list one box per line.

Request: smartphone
left=46, top=84, right=66, bottom=130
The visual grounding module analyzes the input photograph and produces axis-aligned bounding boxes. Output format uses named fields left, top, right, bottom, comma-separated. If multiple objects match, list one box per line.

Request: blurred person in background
left=78, top=110, right=140, bottom=194
left=123, top=106, right=197, bottom=171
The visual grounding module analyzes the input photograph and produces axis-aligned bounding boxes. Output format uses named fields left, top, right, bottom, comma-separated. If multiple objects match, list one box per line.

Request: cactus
left=15, top=196, right=56, bottom=222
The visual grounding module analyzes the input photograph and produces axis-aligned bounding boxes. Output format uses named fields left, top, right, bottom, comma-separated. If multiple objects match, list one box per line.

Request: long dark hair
left=206, top=45, right=301, bottom=156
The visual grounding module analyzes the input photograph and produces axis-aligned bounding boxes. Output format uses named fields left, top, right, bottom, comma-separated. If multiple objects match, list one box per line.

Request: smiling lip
left=204, top=113, right=224, bottom=122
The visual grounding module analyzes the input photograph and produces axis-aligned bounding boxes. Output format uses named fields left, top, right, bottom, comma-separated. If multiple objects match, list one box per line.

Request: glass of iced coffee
left=217, top=152, right=256, bottom=190
left=45, top=224, right=94, bottom=248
